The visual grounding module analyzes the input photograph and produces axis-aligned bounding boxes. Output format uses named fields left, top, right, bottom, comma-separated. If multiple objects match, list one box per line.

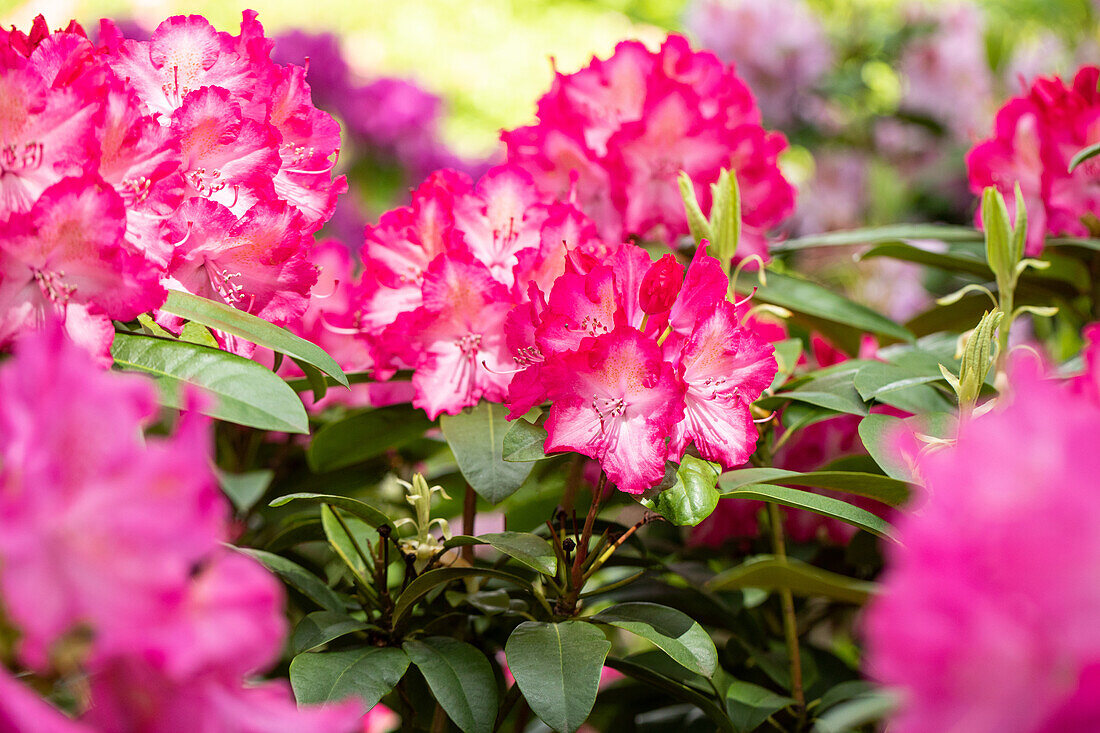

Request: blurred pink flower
left=864, top=353, right=1100, bottom=732
left=685, top=0, right=832, bottom=127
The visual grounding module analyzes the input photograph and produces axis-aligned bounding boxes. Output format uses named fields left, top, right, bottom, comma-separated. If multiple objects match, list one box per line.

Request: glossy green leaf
left=859, top=241, right=989, bottom=277
left=719, top=469, right=909, bottom=506
left=307, top=405, right=433, bottom=472
left=291, top=611, right=370, bottom=654
left=591, top=602, right=717, bottom=676
left=502, top=418, right=551, bottom=462
left=707, top=557, right=876, bottom=604
left=725, top=681, right=795, bottom=733
left=854, top=361, right=947, bottom=400
left=813, top=690, right=898, bottom=733
left=773, top=225, right=981, bottom=252
left=446, top=532, right=556, bottom=576
left=321, top=506, right=376, bottom=580
left=440, top=402, right=535, bottom=503
left=736, top=270, right=912, bottom=343
left=393, top=567, right=533, bottom=626
left=269, top=493, right=398, bottom=534
left=290, top=647, right=409, bottom=708
left=505, top=621, right=611, bottom=733
left=160, top=290, right=348, bottom=387
left=213, top=467, right=273, bottom=513
left=403, top=637, right=498, bottom=733
left=766, top=366, right=870, bottom=416
left=236, top=548, right=344, bottom=612
left=111, top=333, right=309, bottom=433
left=858, top=414, right=914, bottom=482
left=720, top=484, right=896, bottom=540
left=643, top=456, right=721, bottom=526
left=604, top=656, right=735, bottom=732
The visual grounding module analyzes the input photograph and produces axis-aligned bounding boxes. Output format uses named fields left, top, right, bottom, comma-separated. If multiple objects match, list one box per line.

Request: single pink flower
left=398, top=253, right=515, bottom=419
left=668, top=301, right=776, bottom=468
left=0, top=175, right=165, bottom=363
left=163, top=197, right=317, bottom=352
left=542, top=327, right=685, bottom=493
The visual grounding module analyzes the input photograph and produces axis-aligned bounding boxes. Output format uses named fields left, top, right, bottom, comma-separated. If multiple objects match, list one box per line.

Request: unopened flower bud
left=640, top=254, right=683, bottom=315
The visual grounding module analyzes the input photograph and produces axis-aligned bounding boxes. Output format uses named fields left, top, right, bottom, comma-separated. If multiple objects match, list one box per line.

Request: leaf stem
left=462, top=484, right=476, bottom=565
left=768, top=502, right=805, bottom=713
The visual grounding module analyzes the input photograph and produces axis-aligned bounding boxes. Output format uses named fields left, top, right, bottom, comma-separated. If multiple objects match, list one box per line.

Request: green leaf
left=289, top=647, right=409, bottom=708
left=440, top=402, right=535, bottom=504
left=321, top=505, right=375, bottom=580
left=857, top=414, right=913, bottom=482
left=737, top=270, right=912, bottom=343
left=403, top=638, right=498, bottom=733
left=859, top=241, right=990, bottom=277
left=643, top=456, right=720, bottom=526
left=269, top=493, right=398, bottom=534
left=812, top=690, right=898, bottom=733
left=773, top=224, right=981, bottom=253
left=725, top=681, right=795, bottom=733
left=591, top=602, right=717, bottom=676
left=392, top=567, right=533, bottom=626
left=160, top=290, right=348, bottom=387
left=505, top=621, right=611, bottom=733
left=770, top=338, right=803, bottom=390
left=720, top=485, right=896, bottom=541
left=445, top=532, right=556, bottom=576
left=707, top=557, right=876, bottom=604
left=307, top=405, right=433, bottom=472
left=502, top=418, right=551, bottom=462
left=236, top=548, right=344, bottom=612
left=213, top=467, right=273, bottom=513
left=604, top=656, right=734, bottom=732
left=1069, top=141, right=1100, bottom=172
left=719, top=469, right=909, bottom=506
left=766, top=366, right=870, bottom=416
left=111, top=333, right=309, bottom=433
left=853, top=360, right=948, bottom=400
left=291, top=611, right=370, bottom=653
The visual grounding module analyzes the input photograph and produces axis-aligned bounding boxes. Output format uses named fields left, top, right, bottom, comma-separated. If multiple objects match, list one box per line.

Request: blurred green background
left=2, top=0, right=1095, bottom=159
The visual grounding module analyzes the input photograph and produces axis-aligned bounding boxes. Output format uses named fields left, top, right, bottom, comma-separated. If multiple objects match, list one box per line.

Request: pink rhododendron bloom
left=358, top=165, right=601, bottom=416
left=360, top=705, right=399, bottom=733
left=504, top=35, right=795, bottom=258
left=967, top=65, right=1100, bottom=254
left=163, top=197, right=317, bottom=353
left=0, top=321, right=224, bottom=670
left=864, top=355, right=1100, bottom=732
left=395, top=253, right=515, bottom=419
left=0, top=175, right=165, bottom=363
left=0, top=29, right=101, bottom=214
left=685, top=0, right=833, bottom=126
left=542, top=327, right=685, bottom=493
left=505, top=242, right=776, bottom=492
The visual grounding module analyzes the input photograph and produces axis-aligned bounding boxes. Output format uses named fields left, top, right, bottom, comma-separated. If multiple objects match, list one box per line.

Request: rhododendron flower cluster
left=504, top=243, right=777, bottom=493
left=357, top=164, right=611, bottom=419
left=0, top=12, right=346, bottom=360
left=503, top=35, right=795, bottom=259
left=0, top=323, right=362, bottom=731
left=864, top=345, right=1100, bottom=733
left=967, top=65, right=1100, bottom=254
